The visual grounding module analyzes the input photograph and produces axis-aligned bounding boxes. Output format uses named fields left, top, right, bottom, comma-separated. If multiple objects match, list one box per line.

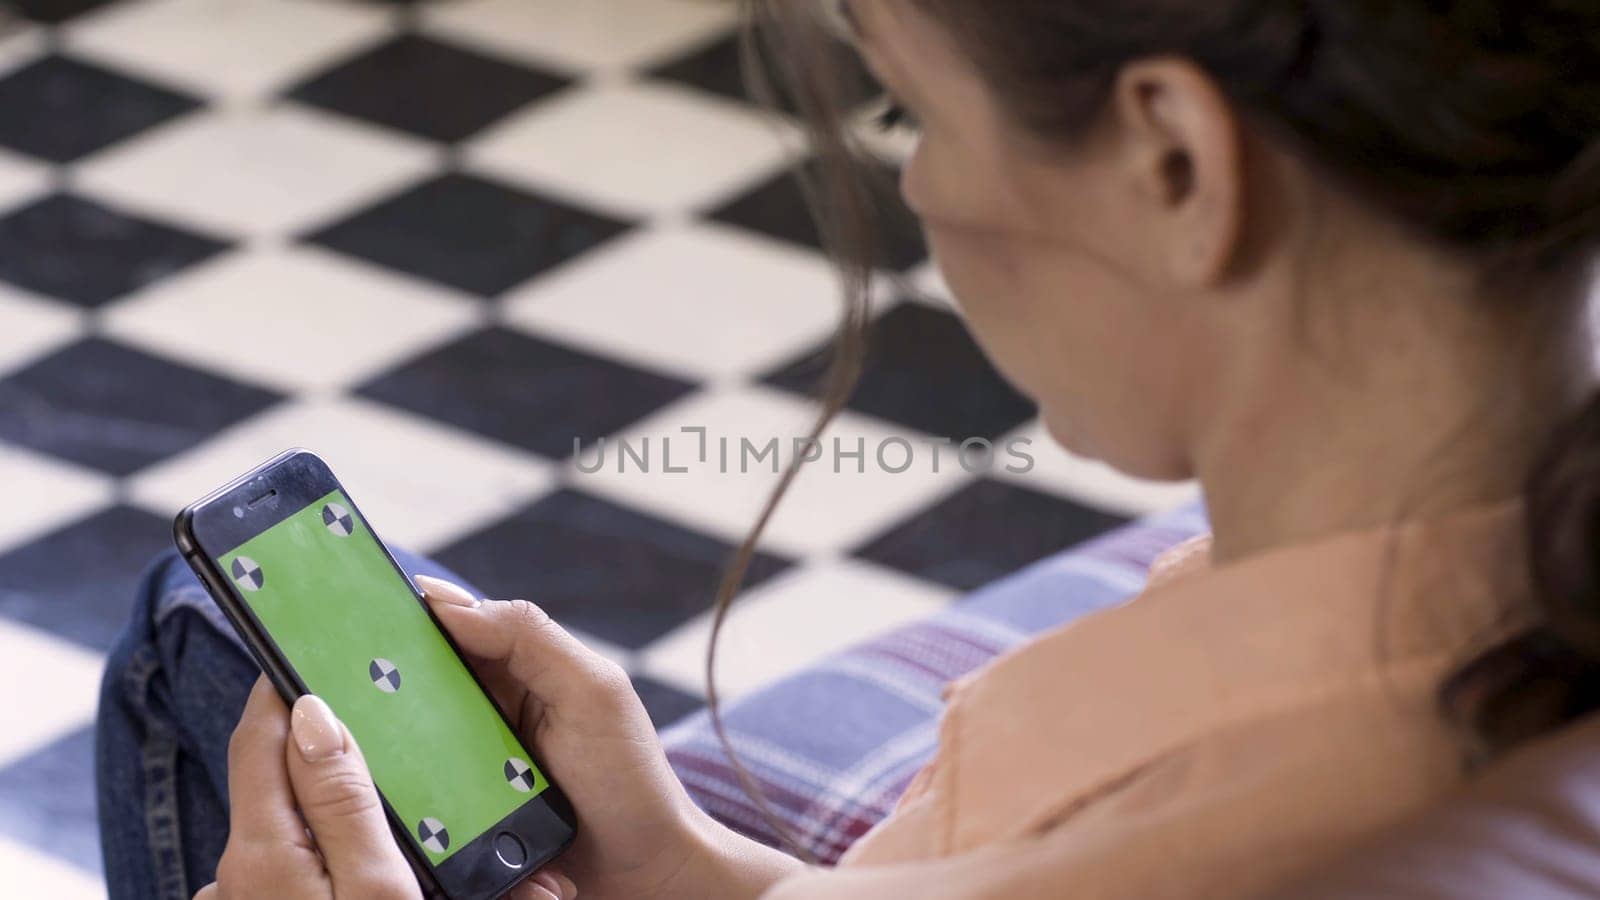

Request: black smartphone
left=174, top=449, right=576, bottom=900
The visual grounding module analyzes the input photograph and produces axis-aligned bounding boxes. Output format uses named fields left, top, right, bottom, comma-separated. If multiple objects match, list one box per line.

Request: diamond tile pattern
left=0, top=1, right=1195, bottom=888
left=423, top=0, right=737, bottom=76
left=304, top=172, right=634, bottom=297
left=0, top=728, right=98, bottom=872
left=0, top=55, right=200, bottom=163
left=710, top=158, right=927, bottom=271
left=464, top=81, right=796, bottom=218
left=433, top=489, right=791, bottom=649
left=855, top=479, right=1132, bottom=591
left=765, top=302, right=1037, bottom=440
left=650, top=29, right=880, bottom=117
left=357, top=326, right=696, bottom=458
left=13, top=0, right=116, bottom=25
left=0, top=338, right=282, bottom=475
left=286, top=33, right=571, bottom=143
left=0, top=505, right=173, bottom=649
left=0, top=193, right=229, bottom=307
left=629, top=674, right=706, bottom=729
left=66, top=0, right=392, bottom=101
left=75, top=106, right=436, bottom=238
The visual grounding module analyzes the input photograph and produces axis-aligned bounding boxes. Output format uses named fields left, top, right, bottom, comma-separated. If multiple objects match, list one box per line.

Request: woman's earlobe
left=1115, top=59, right=1247, bottom=287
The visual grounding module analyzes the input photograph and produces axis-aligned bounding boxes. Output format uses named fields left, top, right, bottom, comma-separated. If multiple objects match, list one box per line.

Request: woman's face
left=845, top=0, right=1233, bottom=481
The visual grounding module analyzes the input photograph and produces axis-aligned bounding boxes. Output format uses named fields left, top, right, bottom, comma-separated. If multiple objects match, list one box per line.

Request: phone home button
left=493, top=832, right=528, bottom=869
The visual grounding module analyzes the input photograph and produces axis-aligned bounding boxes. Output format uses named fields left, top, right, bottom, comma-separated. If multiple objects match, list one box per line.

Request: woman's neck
left=1194, top=271, right=1596, bottom=565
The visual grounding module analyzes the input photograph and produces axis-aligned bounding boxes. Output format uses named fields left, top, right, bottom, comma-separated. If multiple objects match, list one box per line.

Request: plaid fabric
left=660, top=501, right=1211, bottom=863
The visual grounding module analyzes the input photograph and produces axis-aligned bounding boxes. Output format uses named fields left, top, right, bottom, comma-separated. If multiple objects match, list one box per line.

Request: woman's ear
left=1108, top=58, right=1245, bottom=289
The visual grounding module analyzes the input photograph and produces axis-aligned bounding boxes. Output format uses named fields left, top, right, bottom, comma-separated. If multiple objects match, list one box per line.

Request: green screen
left=220, top=489, right=548, bottom=864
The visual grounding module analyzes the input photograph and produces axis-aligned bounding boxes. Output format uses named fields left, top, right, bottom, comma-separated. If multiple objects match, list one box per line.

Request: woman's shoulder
left=923, top=499, right=1531, bottom=855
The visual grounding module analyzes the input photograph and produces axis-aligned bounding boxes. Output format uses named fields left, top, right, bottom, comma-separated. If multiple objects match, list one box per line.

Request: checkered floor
left=0, top=0, right=1199, bottom=893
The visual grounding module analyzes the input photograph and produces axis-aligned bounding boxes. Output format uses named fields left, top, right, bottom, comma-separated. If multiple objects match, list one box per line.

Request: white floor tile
left=570, top=386, right=972, bottom=557
left=423, top=0, right=736, bottom=75
left=0, top=445, right=114, bottom=557
left=125, top=397, right=558, bottom=552
left=0, top=620, right=103, bottom=770
left=504, top=223, right=841, bottom=382
left=0, top=835, right=105, bottom=900
left=74, top=106, right=435, bottom=238
left=103, top=246, right=480, bottom=392
left=639, top=557, right=954, bottom=699
left=998, top=421, right=1201, bottom=517
left=465, top=81, right=798, bottom=219
left=0, top=25, right=47, bottom=80
left=903, top=259, right=959, bottom=311
left=0, top=287, right=82, bottom=379
left=0, top=146, right=52, bottom=215
left=66, top=0, right=392, bottom=101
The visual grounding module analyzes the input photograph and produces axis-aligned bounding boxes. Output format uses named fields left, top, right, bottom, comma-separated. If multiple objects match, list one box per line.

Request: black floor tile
left=708, top=157, right=925, bottom=271
left=0, top=55, right=201, bottom=163
left=303, top=172, right=633, bottom=297
left=357, top=326, right=696, bottom=459
left=855, top=479, right=1130, bottom=591
left=0, top=505, right=173, bottom=650
left=0, top=338, right=282, bottom=476
left=0, top=193, right=231, bottom=307
left=0, top=727, right=98, bottom=872
left=632, top=674, right=704, bottom=730
left=432, top=489, right=790, bottom=650
left=286, top=33, right=570, bottom=143
left=763, top=303, right=1035, bottom=440
left=649, top=29, right=879, bottom=117
left=10, top=0, right=115, bottom=23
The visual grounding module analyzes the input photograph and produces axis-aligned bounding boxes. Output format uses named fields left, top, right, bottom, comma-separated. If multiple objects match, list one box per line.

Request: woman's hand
left=414, top=575, right=798, bottom=900
left=196, top=679, right=576, bottom=900
left=200, top=574, right=797, bottom=900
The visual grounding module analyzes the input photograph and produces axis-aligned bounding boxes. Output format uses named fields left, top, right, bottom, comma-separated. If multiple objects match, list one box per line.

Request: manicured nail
left=416, top=574, right=480, bottom=608
left=531, top=872, right=563, bottom=897
left=291, top=695, right=345, bottom=762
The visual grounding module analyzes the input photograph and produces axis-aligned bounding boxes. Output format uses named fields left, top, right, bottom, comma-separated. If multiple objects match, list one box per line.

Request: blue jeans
left=95, top=549, right=479, bottom=900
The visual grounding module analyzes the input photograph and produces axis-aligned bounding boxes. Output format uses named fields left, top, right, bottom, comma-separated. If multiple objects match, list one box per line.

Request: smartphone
left=174, top=449, right=576, bottom=900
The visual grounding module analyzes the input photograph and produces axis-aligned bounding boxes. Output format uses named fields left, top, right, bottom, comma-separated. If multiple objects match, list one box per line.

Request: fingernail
left=291, top=695, right=345, bottom=762
left=555, top=873, right=578, bottom=898
left=531, top=872, right=562, bottom=895
left=416, top=574, right=479, bottom=608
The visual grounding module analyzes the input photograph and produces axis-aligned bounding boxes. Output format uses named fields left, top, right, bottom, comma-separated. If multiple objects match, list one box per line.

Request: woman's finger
left=510, top=867, right=576, bottom=900
left=509, top=880, right=556, bottom=900
left=282, top=695, right=416, bottom=898
left=193, top=883, right=219, bottom=899
left=415, top=576, right=628, bottom=713
left=226, top=678, right=310, bottom=849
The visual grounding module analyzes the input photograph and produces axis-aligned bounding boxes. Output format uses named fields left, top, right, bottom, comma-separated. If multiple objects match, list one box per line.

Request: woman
left=97, top=1, right=1600, bottom=898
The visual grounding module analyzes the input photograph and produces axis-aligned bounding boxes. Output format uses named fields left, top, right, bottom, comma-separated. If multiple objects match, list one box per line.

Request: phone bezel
left=174, top=448, right=576, bottom=900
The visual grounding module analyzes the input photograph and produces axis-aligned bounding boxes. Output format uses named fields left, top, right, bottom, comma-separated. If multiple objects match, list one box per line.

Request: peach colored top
left=765, top=502, right=1532, bottom=900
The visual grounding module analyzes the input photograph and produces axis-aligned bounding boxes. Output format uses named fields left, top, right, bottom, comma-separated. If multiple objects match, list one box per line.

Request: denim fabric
left=94, top=548, right=479, bottom=900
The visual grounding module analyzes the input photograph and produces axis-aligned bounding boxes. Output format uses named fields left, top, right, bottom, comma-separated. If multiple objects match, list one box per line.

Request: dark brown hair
left=705, top=0, right=1600, bottom=855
